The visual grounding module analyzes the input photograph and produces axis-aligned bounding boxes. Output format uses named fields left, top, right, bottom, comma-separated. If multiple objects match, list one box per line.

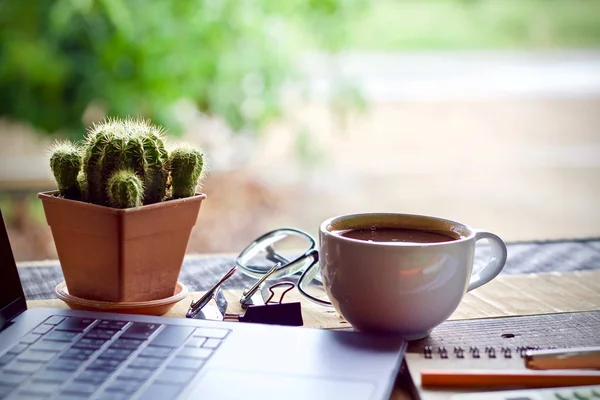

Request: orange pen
left=421, top=369, right=600, bottom=389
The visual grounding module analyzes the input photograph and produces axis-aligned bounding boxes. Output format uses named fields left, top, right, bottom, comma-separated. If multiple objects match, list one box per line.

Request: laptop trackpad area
left=186, top=369, right=376, bottom=400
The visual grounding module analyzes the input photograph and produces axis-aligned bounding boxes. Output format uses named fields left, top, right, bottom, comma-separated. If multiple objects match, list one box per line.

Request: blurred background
left=1, top=0, right=599, bottom=262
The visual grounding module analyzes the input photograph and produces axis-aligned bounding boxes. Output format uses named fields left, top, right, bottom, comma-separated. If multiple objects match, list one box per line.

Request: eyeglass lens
left=236, top=229, right=316, bottom=280
left=237, top=228, right=332, bottom=306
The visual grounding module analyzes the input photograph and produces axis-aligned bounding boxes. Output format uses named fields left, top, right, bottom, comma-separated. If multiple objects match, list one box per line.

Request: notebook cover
left=408, top=310, right=600, bottom=355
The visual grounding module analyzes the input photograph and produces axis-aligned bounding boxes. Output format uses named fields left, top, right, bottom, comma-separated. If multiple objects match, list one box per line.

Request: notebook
left=404, top=311, right=600, bottom=400
left=407, top=310, right=600, bottom=355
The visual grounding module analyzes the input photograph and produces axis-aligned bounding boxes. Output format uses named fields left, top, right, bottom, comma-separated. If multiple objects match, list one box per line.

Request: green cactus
left=76, top=171, right=89, bottom=202
left=47, top=117, right=205, bottom=208
left=106, top=170, right=144, bottom=209
left=81, top=118, right=169, bottom=205
left=82, top=130, right=111, bottom=204
left=168, top=143, right=205, bottom=199
left=49, top=141, right=82, bottom=200
left=141, top=133, right=169, bottom=204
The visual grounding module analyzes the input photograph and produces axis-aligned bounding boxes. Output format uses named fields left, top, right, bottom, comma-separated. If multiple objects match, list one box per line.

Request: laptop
left=0, top=210, right=406, bottom=400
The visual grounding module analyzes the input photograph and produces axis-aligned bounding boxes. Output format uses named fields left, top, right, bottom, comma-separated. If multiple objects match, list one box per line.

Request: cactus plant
left=48, top=117, right=205, bottom=209
left=169, top=144, right=205, bottom=199
left=107, top=170, right=144, bottom=209
left=48, top=141, right=82, bottom=200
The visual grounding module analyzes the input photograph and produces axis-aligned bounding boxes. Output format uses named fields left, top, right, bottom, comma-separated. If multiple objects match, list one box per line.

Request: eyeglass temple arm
left=265, top=246, right=290, bottom=265
left=240, top=263, right=281, bottom=308
left=187, top=265, right=237, bottom=318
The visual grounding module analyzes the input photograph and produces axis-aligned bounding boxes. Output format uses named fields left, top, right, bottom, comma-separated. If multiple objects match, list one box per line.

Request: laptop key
left=73, top=338, right=106, bottom=350
left=155, top=367, right=197, bottom=385
left=168, top=357, right=205, bottom=370
left=0, top=371, right=29, bottom=385
left=55, top=317, right=96, bottom=332
left=202, top=338, right=222, bottom=349
left=128, top=356, right=163, bottom=369
left=110, top=338, right=144, bottom=350
left=0, top=353, right=15, bottom=366
left=57, top=394, right=90, bottom=400
left=33, top=369, right=72, bottom=382
left=87, top=358, right=123, bottom=371
left=31, top=324, right=53, bottom=335
left=48, top=357, right=85, bottom=371
left=98, top=392, right=131, bottom=400
left=97, top=347, right=134, bottom=361
left=184, top=337, right=206, bottom=348
left=61, top=348, right=96, bottom=360
left=117, top=367, right=155, bottom=380
left=96, top=320, right=128, bottom=330
left=62, top=381, right=98, bottom=395
left=20, top=333, right=42, bottom=345
left=177, top=347, right=213, bottom=359
left=43, top=316, right=65, bottom=325
left=150, top=326, right=194, bottom=348
left=74, top=369, right=112, bottom=384
left=44, top=330, right=79, bottom=342
left=30, top=340, right=69, bottom=352
left=139, top=346, right=172, bottom=358
left=4, top=360, right=44, bottom=374
left=139, top=383, right=182, bottom=400
left=121, top=323, right=161, bottom=340
left=9, top=392, right=45, bottom=400
left=17, top=349, right=59, bottom=363
left=192, top=327, right=229, bottom=339
left=0, top=384, right=15, bottom=397
left=8, top=344, right=29, bottom=355
left=105, top=377, right=145, bottom=393
left=83, top=328, right=118, bottom=340
left=19, top=381, right=61, bottom=395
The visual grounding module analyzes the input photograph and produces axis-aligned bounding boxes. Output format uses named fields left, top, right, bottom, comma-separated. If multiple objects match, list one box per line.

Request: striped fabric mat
left=17, top=238, right=600, bottom=301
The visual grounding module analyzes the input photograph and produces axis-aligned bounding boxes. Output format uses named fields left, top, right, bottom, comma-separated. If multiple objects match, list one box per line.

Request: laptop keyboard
left=0, top=316, right=230, bottom=400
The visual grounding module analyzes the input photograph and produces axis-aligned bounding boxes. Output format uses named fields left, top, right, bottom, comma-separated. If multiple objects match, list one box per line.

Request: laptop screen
left=0, top=210, right=27, bottom=329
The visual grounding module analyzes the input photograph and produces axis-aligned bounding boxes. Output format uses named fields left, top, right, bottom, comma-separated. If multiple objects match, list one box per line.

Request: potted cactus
left=38, top=118, right=206, bottom=303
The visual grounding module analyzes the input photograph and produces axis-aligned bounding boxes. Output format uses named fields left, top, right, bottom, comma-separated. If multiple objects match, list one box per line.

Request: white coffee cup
left=318, top=213, right=507, bottom=340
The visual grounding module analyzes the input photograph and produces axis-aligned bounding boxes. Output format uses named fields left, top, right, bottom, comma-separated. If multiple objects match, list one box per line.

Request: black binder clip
left=235, top=282, right=303, bottom=326
left=186, top=265, right=303, bottom=327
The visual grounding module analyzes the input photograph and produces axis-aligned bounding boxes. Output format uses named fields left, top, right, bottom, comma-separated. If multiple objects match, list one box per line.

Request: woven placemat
left=17, top=238, right=600, bottom=300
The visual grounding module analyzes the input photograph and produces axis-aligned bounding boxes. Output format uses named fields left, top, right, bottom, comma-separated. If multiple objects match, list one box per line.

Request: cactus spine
left=48, top=117, right=205, bottom=209
left=168, top=144, right=204, bottom=199
left=49, top=141, right=82, bottom=200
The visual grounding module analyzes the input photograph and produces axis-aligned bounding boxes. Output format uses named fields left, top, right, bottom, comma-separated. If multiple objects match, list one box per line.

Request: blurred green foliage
left=1, top=0, right=597, bottom=141
left=0, top=0, right=367, bottom=139
left=346, top=0, right=600, bottom=50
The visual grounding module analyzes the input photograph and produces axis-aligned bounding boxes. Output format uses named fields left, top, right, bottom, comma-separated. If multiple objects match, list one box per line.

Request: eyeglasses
left=235, top=228, right=331, bottom=306
left=186, top=228, right=331, bottom=325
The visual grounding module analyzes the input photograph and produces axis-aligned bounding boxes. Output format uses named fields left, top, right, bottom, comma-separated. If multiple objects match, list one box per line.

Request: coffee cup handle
left=467, top=231, right=508, bottom=292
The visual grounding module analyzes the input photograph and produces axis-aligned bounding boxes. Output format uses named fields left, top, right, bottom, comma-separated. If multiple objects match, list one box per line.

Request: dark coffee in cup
left=332, top=227, right=459, bottom=244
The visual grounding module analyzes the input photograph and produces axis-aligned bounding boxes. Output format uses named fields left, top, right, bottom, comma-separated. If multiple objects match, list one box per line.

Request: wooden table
left=28, top=269, right=600, bottom=400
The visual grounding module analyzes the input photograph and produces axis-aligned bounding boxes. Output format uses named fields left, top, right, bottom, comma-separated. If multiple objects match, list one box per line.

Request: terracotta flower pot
left=37, top=191, right=206, bottom=302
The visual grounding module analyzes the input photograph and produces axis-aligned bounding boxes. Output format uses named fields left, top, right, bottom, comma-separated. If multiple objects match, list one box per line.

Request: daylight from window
left=1, top=0, right=599, bottom=261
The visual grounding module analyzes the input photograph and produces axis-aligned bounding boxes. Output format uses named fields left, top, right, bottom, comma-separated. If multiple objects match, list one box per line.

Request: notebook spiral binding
left=421, top=345, right=560, bottom=359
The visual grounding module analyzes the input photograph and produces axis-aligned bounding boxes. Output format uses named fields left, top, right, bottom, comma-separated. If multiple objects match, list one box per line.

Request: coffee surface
left=333, top=227, right=457, bottom=244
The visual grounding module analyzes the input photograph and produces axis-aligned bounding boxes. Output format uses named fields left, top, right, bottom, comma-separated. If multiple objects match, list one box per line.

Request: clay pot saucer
left=55, top=281, right=188, bottom=316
